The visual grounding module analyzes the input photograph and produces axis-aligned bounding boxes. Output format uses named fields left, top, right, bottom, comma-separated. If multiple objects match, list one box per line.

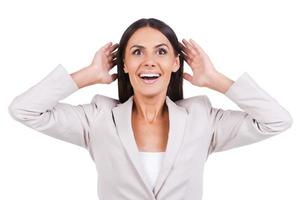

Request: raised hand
left=180, top=39, right=218, bottom=88
left=180, top=39, right=233, bottom=93
left=71, top=42, right=119, bottom=89
left=89, top=42, right=119, bottom=84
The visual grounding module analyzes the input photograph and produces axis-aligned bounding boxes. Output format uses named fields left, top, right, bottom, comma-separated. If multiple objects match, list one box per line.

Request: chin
left=135, top=89, right=166, bottom=98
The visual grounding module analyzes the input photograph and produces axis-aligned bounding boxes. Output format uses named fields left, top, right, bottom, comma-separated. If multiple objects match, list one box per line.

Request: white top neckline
left=139, top=151, right=165, bottom=190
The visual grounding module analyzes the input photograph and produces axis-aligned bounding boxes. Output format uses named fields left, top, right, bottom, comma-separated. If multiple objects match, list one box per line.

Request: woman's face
left=123, top=27, right=180, bottom=98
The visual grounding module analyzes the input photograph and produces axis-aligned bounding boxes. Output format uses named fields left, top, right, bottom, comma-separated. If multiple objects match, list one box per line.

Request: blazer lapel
left=112, top=96, right=154, bottom=196
left=153, top=97, right=188, bottom=195
left=112, top=96, right=188, bottom=196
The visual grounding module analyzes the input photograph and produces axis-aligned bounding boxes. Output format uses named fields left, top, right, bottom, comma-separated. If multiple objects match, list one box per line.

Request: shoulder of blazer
left=175, top=95, right=213, bottom=126
left=90, top=94, right=120, bottom=110
left=175, top=95, right=211, bottom=110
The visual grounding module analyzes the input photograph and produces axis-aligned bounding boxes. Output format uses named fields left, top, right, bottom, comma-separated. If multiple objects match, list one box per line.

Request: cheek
left=162, top=60, right=177, bottom=74
left=124, top=61, right=139, bottom=82
left=161, top=56, right=177, bottom=66
left=124, top=63, right=137, bottom=75
left=124, top=56, right=139, bottom=70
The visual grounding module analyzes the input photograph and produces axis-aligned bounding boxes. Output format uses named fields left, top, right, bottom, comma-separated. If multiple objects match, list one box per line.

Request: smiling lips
left=138, top=73, right=161, bottom=84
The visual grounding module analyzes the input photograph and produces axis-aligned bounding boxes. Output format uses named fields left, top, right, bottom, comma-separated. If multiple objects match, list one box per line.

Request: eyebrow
left=130, top=43, right=169, bottom=50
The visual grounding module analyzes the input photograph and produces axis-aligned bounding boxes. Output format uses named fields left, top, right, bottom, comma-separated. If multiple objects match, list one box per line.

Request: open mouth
left=138, top=73, right=161, bottom=84
left=140, top=76, right=159, bottom=80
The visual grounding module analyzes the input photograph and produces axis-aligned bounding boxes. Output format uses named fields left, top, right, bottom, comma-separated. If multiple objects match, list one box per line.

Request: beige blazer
left=8, top=64, right=293, bottom=200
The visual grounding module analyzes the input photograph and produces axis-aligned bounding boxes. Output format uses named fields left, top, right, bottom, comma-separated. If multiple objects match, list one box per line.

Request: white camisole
left=139, top=151, right=165, bottom=190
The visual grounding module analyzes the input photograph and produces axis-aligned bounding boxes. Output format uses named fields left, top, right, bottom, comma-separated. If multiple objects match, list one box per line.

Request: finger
left=181, top=51, right=188, bottom=60
left=107, top=54, right=113, bottom=60
left=111, top=56, right=117, bottom=63
left=185, top=57, right=192, bottom=65
left=189, top=39, right=205, bottom=54
left=104, top=43, right=115, bottom=53
left=188, top=39, right=197, bottom=49
left=183, top=72, right=193, bottom=82
left=105, top=43, right=118, bottom=57
left=180, top=41, right=190, bottom=53
left=111, top=73, right=118, bottom=82
left=110, top=54, right=117, bottom=62
left=99, top=42, right=112, bottom=53
left=110, top=43, right=119, bottom=52
left=182, top=39, right=194, bottom=50
left=102, top=42, right=112, bottom=56
left=182, top=39, right=197, bottom=56
left=104, top=42, right=112, bottom=49
left=179, top=43, right=190, bottom=55
left=111, top=51, right=118, bottom=57
left=179, top=42, right=186, bottom=50
left=181, top=51, right=191, bottom=62
left=189, top=39, right=200, bottom=49
left=112, top=60, right=118, bottom=68
left=109, top=58, right=118, bottom=68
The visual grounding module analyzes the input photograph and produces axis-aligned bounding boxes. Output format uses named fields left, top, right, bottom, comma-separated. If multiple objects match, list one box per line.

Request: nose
left=142, top=54, right=157, bottom=68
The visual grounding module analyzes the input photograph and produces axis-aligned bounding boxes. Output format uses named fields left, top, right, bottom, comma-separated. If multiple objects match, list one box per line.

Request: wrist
left=70, top=66, right=99, bottom=89
left=206, top=71, right=234, bottom=94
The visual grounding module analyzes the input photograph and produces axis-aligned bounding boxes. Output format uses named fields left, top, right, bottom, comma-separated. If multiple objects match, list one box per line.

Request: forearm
left=9, top=64, right=78, bottom=120
left=224, top=72, right=293, bottom=133
left=207, top=72, right=293, bottom=153
left=70, top=65, right=99, bottom=89
left=206, top=71, right=234, bottom=94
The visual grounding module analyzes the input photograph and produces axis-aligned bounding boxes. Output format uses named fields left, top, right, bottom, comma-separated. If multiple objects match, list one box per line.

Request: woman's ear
left=123, top=63, right=128, bottom=73
left=172, top=55, right=180, bottom=72
left=123, top=58, right=128, bottom=73
left=172, top=66, right=180, bottom=72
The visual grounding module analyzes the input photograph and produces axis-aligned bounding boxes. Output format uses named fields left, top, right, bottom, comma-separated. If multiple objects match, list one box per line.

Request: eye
left=158, top=48, right=167, bottom=55
left=132, top=49, right=141, bottom=55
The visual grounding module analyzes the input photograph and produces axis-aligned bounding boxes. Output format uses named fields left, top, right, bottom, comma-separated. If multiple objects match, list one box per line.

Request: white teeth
left=139, top=73, right=161, bottom=78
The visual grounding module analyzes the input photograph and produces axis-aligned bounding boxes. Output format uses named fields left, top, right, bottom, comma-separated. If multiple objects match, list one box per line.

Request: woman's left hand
left=180, top=39, right=218, bottom=88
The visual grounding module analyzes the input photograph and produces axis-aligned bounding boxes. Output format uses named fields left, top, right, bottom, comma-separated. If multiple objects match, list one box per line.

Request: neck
left=132, top=93, right=168, bottom=123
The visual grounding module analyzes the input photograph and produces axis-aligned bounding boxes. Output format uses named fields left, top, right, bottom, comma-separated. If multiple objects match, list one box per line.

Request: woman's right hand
left=71, top=42, right=119, bottom=89
left=89, top=42, right=119, bottom=84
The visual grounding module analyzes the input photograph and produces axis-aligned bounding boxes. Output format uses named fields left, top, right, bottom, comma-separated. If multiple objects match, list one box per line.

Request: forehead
left=127, top=27, right=172, bottom=48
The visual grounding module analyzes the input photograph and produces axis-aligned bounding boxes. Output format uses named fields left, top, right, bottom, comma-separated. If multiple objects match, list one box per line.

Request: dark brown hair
left=116, top=18, right=184, bottom=103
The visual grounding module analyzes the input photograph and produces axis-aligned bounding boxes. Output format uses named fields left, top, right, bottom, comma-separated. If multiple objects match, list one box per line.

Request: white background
left=1, top=0, right=299, bottom=199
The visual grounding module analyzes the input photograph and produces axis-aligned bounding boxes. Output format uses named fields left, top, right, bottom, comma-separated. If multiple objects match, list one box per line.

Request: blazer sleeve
left=8, top=64, right=100, bottom=149
left=207, top=72, right=293, bottom=155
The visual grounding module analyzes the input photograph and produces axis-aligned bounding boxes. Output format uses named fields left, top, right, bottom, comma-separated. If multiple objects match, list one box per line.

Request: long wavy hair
left=116, top=18, right=184, bottom=103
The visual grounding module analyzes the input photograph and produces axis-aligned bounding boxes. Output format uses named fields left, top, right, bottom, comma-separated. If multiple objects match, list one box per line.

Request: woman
left=8, top=18, right=293, bottom=200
